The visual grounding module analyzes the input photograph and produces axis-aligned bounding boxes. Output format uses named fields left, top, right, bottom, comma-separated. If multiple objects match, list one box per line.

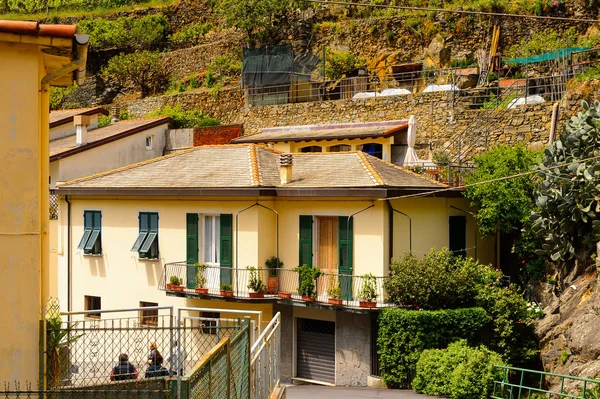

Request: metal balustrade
left=161, top=262, right=392, bottom=308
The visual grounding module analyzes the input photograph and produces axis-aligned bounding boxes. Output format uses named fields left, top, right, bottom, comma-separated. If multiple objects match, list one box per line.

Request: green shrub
left=98, top=114, right=112, bottom=128
left=49, top=83, right=78, bottom=110
left=148, top=105, right=220, bottom=128
left=505, top=28, right=579, bottom=59
left=378, top=307, right=490, bottom=388
left=385, top=249, right=503, bottom=310
left=101, top=50, right=167, bottom=98
left=413, top=340, right=505, bottom=399
left=170, top=23, right=212, bottom=47
left=77, top=14, right=168, bottom=50
left=206, top=54, right=242, bottom=86
left=324, top=49, right=366, bottom=81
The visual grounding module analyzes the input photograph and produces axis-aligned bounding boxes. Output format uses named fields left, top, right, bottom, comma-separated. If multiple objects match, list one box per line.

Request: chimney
left=279, top=154, right=293, bottom=185
left=74, top=115, right=90, bottom=146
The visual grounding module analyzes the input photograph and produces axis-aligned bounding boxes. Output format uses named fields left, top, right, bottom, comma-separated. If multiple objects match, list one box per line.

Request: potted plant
left=168, top=276, right=183, bottom=292
left=220, top=283, right=233, bottom=297
left=265, top=256, right=283, bottom=294
left=295, top=265, right=321, bottom=303
left=247, top=266, right=267, bottom=298
left=327, top=276, right=343, bottom=306
left=357, top=273, right=377, bottom=308
left=195, top=263, right=209, bottom=294
left=278, top=291, right=292, bottom=299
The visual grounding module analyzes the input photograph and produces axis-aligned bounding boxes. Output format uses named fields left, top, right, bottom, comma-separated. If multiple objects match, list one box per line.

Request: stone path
left=285, top=385, right=433, bottom=399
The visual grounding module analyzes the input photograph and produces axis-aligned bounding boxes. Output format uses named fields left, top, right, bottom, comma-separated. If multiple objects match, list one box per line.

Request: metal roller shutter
left=296, top=318, right=335, bottom=384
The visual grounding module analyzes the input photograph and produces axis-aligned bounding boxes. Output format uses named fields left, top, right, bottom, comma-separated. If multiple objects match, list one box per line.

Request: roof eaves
left=370, top=157, right=449, bottom=188
left=49, top=107, right=110, bottom=128
left=0, top=20, right=77, bottom=38
left=50, top=117, right=171, bottom=162
left=356, top=151, right=385, bottom=186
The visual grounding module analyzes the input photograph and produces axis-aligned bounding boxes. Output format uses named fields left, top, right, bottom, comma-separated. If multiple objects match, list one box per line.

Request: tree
left=464, top=145, right=541, bottom=281
left=531, top=100, right=600, bottom=282
left=217, top=0, right=305, bottom=45
left=101, top=51, right=167, bottom=98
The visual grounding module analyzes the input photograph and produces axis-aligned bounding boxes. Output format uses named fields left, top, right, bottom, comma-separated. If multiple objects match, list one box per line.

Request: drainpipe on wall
left=388, top=202, right=412, bottom=254
left=346, top=204, right=375, bottom=272
left=65, top=196, right=72, bottom=314
left=40, top=34, right=89, bottom=312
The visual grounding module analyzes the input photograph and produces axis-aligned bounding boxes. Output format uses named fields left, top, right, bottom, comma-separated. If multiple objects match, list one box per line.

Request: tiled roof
left=58, top=144, right=446, bottom=192
left=231, top=120, right=408, bottom=144
left=49, top=107, right=109, bottom=128
left=50, top=117, right=170, bottom=161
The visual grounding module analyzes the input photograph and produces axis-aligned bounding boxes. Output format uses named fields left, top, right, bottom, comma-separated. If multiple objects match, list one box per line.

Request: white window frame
left=201, top=214, right=221, bottom=267
left=145, top=135, right=154, bottom=150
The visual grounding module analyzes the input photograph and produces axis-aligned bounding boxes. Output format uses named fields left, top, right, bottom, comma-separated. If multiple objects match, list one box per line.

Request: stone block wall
left=335, top=312, right=371, bottom=387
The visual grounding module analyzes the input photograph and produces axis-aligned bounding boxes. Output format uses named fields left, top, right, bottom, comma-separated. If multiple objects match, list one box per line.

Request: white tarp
left=423, top=84, right=460, bottom=93
left=403, top=115, right=420, bottom=165
left=507, top=95, right=545, bottom=109
left=352, top=91, right=377, bottom=99
left=379, top=88, right=412, bottom=97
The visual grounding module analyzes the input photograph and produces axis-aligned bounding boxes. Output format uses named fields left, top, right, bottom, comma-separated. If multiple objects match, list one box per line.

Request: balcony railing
left=160, top=262, right=392, bottom=309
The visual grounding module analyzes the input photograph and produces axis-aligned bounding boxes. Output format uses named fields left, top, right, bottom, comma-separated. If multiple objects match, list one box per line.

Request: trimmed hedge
left=378, top=307, right=490, bottom=388
left=413, top=340, right=505, bottom=399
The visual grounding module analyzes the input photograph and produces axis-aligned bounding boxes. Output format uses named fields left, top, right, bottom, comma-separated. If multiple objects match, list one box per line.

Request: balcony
left=160, top=262, right=392, bottom=309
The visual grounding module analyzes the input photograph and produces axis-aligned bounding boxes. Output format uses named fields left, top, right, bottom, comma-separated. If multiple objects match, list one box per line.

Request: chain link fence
left=1, top=381, right=170, bottom=399
left=44, top=299, right=245, bottom=390
left=49, top=191, right=58, bottom=220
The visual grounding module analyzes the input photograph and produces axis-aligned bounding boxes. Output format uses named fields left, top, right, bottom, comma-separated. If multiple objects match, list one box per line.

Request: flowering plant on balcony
left=194, top=263, right=208, bottom=288
left=357, top=273, right=377, bottom=302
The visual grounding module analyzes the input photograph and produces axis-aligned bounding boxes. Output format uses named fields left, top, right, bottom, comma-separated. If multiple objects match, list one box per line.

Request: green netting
left=504, top=47, right=591, bottom=64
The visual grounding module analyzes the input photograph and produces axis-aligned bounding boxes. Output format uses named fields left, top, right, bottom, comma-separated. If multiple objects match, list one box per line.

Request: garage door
left=296, top=318, right=335, bottom=384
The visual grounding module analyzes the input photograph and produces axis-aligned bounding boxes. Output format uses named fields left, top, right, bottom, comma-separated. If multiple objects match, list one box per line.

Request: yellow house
left=232, top=120, right=411, bottom=164
left=0, top=20, right=88, bottom=383
left=56, top=143, right=494, bottom=386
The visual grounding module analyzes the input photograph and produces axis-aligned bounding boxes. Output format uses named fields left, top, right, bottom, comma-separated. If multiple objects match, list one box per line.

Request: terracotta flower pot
left=278, top=292, right=292, bottom=299
left=166, top=283, right=175, bottom=290
left=302, top=296, right=315, bottom=303
left=195, top=288, right=208, bottom=295
left=359, top=301, right=377, bottom=308
left=328, top=298, right=343, bottom=306
left=173, top=286, right=184, bottom=293
left=267, top=276, right=279, bottom=294
left=249, top=292, right=264, bottom=299
left=220, top=290, right=234, bottom=297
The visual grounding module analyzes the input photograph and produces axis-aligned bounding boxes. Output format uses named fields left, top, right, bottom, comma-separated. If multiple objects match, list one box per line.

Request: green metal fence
left=492, top=365, right=600, bottom=399
left=183, top=319, right=250, bottom=399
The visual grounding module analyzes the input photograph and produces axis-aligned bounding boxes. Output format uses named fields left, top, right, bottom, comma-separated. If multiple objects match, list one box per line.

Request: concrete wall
left=166, top=128, right=194, bottom=153
left=336, top=312, right=371, bottom=386
left=0, top=38, right=50, bottom=383
left=51, top=123, right=168, bottom=185
left=274, top=303, right=293, bottom=384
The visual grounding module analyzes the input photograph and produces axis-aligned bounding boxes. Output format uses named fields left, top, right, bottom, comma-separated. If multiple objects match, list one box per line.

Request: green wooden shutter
left=299, top=215, right=313, bottom=268
left=186, top=213, right=199, bottom=289
left=220, top=214, right=233, bottom=286
left=77, top=211, right=93, bottom=250
left=449, top=215, right=467, bottom=257
left=338, top=216, right=353, bottom=300
left=131, top=213, right=148, bottom=252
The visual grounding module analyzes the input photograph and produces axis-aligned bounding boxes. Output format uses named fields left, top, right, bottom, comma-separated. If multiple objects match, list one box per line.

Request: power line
left=304, top=0, right=599, bottom=23
left=382, top=154, right=600, bottom=201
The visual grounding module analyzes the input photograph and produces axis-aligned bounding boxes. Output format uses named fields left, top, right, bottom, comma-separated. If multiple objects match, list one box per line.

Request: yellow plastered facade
left=58, top=194, right=494, bottom=331
left=269, top=136, right=394, bottom=160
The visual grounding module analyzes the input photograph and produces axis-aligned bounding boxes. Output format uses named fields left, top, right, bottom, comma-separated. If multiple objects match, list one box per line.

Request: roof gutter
left=41, top=34, right=89, bottom=88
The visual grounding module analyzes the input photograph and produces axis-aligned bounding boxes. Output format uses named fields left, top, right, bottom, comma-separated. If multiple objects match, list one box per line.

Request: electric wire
left=304, top=0, right=599, bottom=23
left=382, top=154, right=600, bottom=201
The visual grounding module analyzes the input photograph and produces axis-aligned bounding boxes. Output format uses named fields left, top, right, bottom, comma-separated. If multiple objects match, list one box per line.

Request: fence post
left=227, top=339, right=232, bottom=399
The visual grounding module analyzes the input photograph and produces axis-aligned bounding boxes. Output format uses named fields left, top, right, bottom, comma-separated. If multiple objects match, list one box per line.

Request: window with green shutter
left=186, top=213, right=199, bottom=289
left=220, top=214, right=233, bottom=286
left=132, top=212, right=159, bottom=259
left=299, top=215, right=313, bottom=268
left=338, top=216, right=353, bottom=300
left=77, top=211, right=102, bottom=255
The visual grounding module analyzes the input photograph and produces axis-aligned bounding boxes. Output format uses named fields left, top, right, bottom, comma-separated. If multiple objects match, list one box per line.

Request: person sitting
left=145, top=342, right=169, bottom=378
left=110, top=353, right=138, bottom=381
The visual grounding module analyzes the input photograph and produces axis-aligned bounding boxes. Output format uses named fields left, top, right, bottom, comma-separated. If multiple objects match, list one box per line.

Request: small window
left=145, top=135, right=154, bottom=150
left=300, top=146, right=322, bottom=153
left=328, top=144, right=351, bottom=152
left=77, top=211, right=102, bottom=255
left=84, top=295, right=101, bottom=319
left=449, top=215, right=467, bottom=257
left=359, top=143, right=383, bottom=159
left=132, top=212, right=159, bottom=259
left=140, top=301, right=158, bottom=326
left=201, top=311, right=220, bottom=334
